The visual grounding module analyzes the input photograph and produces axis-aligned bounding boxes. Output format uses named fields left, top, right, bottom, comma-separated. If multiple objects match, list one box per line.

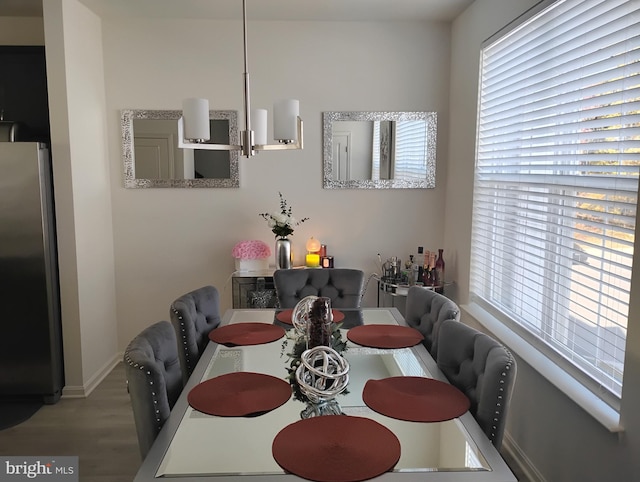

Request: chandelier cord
left=242, top=0, right=251, bottom=139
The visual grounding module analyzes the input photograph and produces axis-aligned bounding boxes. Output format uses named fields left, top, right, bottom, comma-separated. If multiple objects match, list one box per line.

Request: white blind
left=394, top=120, right=429, bottom=179
left=471, top=0, right=640, bottom=400
left=371, top=120, right=430, bottom=180
left=371, top=121, right=381, bottom=180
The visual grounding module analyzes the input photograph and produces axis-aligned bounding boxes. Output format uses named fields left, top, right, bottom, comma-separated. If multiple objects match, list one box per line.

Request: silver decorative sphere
left=295, top=346, right=350, bottom=403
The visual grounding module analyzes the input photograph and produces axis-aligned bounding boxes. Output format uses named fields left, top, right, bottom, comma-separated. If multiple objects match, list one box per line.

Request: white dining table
left=133, top=308, right=517, bottom=482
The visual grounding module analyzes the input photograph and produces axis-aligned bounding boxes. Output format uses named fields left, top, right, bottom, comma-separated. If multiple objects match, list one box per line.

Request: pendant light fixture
left=178, top=0, right=303, bottom=158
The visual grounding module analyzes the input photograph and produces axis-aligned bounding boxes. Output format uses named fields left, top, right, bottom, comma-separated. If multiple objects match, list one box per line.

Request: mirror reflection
left=121, top=109, right=239, bottom=188
left=323, top=111, right=437, bottom=189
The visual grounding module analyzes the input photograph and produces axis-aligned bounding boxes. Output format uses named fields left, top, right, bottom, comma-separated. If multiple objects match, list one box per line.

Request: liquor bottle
left=423, top=249, right=430, bottom=284
left=435, top=249, right=445, bottom=294
left=411, top=256, right=421, bottom=286
left=427, top=252, right=436, bottom=286
left=406, top=255, right=416, bottom=285
left=423, top=265, right=433, bottom=286
left=421, top=251, right=429, bottom=286
left=416, top=247, right=424, bottom=284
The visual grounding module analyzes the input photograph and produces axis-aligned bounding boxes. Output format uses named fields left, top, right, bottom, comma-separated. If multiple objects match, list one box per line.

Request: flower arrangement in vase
left=259, top=192, right=309, bottom=269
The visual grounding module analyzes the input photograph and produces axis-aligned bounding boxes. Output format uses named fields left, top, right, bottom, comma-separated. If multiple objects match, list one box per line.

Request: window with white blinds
left=470, top=0, right=640, bottom=401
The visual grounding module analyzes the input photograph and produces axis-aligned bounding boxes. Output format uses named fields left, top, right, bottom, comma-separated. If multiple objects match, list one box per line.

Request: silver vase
left=275, top=237, right=291, bottom=269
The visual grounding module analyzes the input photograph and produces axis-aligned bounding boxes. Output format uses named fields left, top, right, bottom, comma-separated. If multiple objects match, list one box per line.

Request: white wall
left=446, top=0, right=640, bottom=480
left=43, top=0, right=118, bottom=396
left=101, top=18, right=453, bottom=349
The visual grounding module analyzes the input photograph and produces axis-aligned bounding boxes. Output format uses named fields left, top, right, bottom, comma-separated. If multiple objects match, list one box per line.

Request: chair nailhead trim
left=124, top=353, right=164, bottom=432
left=488, top=349, right=515, bottom=445
left=173, top=308, right=192, bottom=369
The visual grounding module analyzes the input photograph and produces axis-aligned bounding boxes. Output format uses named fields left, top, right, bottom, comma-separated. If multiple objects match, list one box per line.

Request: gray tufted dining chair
left=124, top=320, right=183, bottom=459
left=170, top=285, right=222, bottom=383
left=404, top=286, right=460, bottom=357
left=273, top=268, right=365, bottom=309
left=436, top=319, right=517, bottom=450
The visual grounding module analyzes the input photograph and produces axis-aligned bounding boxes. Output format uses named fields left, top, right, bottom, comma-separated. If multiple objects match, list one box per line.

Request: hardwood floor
left=0, top=363, right=141, bottom=482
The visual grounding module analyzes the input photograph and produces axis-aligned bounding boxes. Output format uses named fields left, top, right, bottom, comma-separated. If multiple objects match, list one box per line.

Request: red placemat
left=208, top=322, right=285, bottom=346
left=363, top=376, right=470, bottom=422
left=188, top=372, right=291, bottom=417
left=272, top=415, right=400, bottom=482
left=347, top=324, right=424, bottom=349
left=275, top=309, right=345, bottom=325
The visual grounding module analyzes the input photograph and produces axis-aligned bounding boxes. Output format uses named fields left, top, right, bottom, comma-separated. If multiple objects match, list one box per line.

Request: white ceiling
left=0, top=0, right=475, bottom=22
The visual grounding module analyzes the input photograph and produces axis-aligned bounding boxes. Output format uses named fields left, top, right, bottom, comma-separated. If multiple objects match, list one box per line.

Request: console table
left=231, top=269, right=278, bottom=309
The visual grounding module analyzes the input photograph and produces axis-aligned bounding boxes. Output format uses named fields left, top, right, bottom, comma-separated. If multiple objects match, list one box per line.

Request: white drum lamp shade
left=274, top=99, right=299, bottom=142
left=251, top=108, right=268, bottom=145
left=182, top=98, right=210, bottom=141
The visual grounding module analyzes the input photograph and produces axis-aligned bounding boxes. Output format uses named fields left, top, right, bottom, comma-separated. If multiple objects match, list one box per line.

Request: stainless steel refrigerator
left=0, top=140, right=64, bottom=403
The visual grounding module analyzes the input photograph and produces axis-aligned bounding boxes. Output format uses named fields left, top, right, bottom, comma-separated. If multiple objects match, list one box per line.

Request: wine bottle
left=435, top=248, right=445, bottom=294
left=416, top=247, right=424, bottom=284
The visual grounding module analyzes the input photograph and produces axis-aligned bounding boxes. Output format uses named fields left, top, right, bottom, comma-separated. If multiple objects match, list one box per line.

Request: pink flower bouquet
left=232, top=240, right=271, bottom=272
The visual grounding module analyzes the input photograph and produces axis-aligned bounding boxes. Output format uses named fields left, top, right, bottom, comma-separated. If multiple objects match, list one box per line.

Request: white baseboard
left=61, top=352, right=123, bottom=398
left=503, top=432, right=546, bottom=482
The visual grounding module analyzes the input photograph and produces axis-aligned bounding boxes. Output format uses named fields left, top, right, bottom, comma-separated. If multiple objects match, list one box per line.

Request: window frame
left=467, top=0, right=639, bottom=428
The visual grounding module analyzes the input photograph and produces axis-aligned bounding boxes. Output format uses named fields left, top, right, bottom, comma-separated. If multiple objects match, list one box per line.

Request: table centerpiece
left=281, top=296, right=349, bottom=416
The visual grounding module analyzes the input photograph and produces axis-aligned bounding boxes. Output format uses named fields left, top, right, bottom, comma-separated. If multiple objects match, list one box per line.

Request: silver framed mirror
left=121, top=109, right=239, bottom=188
left=323, top=111, right=437, bottom=189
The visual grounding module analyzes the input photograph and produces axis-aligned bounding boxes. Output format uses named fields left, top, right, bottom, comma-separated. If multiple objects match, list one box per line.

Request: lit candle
left=306, top=253, right=320, bottom=267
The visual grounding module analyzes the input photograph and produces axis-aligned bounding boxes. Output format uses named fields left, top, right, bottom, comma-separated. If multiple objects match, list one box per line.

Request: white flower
left=274, top=212, right=289, bottom=225
left=259, top=192, right=309, bottom=238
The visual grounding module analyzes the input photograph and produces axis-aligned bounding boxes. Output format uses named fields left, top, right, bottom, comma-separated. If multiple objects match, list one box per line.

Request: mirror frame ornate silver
left=323, top=111, right=437, bottom=189
left=121, top=109, right=240, bottom=188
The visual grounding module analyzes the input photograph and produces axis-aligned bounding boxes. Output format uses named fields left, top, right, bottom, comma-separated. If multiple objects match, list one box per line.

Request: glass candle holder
left=305, top=253, right=320, bottom=267
left=321, top=256, right=334, bottom=268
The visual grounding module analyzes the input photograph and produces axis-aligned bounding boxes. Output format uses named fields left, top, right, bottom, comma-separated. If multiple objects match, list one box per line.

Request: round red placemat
left=347, top=325, right=424, bottom=349
left=275, top=309, right=345, bottom=325
left=363, top=376, right=470, bottom=422
left=188, top=372, right=291, bottom=417
left=208, top=322, right=285, bottom=346
left=272, top=415, right=400, bottom=482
